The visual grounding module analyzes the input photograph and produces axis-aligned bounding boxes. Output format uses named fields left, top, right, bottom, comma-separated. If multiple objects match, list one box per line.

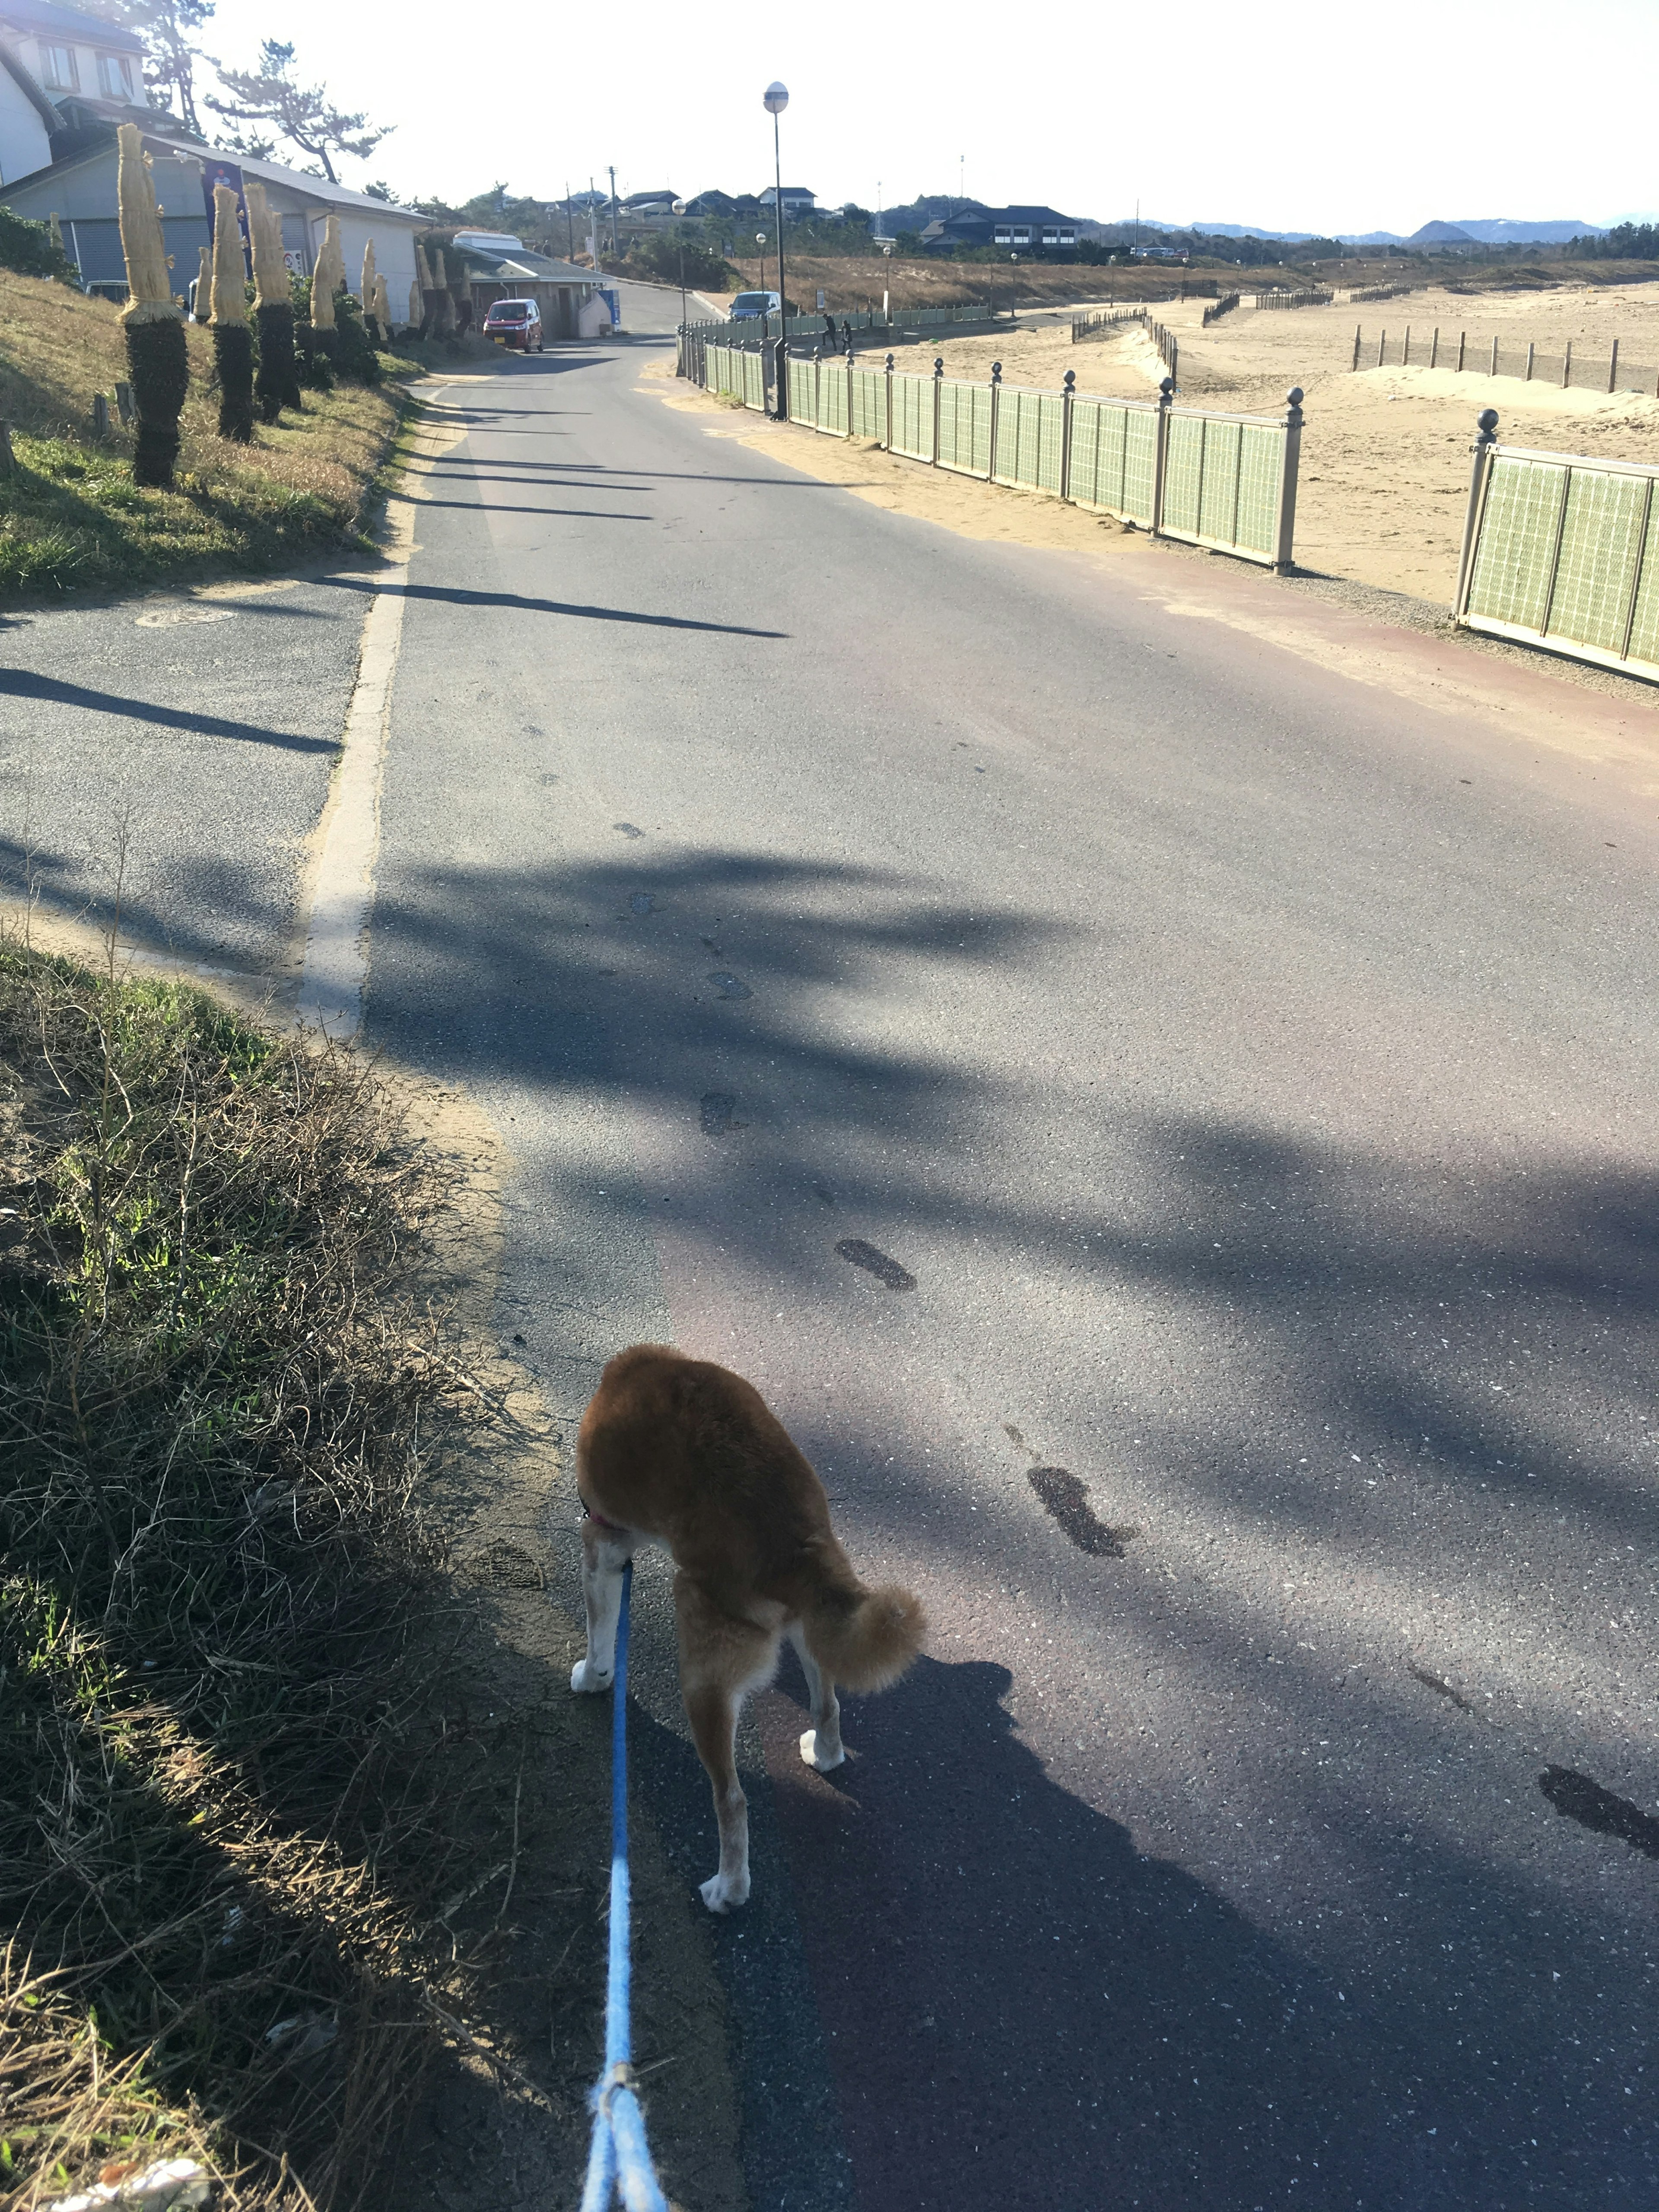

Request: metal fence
left=678, top=302, right=1012, bottom=381
left=1454, top=411, right=1659, bottom=682
left=1352, top=323, right=1659, bottom=395
left=699, top=342, right=1304, bottom=569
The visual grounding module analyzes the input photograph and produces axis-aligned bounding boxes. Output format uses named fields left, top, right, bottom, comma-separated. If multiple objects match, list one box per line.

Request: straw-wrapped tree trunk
left=245, top=180, right=301, bottom=419
left=360, top=238, right=379, bottom=344
left=407, top=277, right=422, bottom=335
left=116, top=122, right=189, bottom=489
left=305, top=213, right=342, bottom=382
left=209, top=184, right=254, bottom=442
left=195, top=243, right=210, bottom=320
left=373, top=271, right=394, bottom=341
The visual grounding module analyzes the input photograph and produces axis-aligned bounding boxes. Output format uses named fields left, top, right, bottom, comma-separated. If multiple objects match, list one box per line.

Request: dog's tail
left=804, top=1580, right=926, bottom=1693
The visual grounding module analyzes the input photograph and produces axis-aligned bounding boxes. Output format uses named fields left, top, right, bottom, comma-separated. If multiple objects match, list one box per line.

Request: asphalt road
left=0, top=582, right=360, bottom=969
left=361, top=336, right=1659, bottom=2210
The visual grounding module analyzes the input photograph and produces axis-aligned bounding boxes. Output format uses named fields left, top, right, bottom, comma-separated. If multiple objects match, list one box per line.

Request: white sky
left=202, top=0, right=1659, bottom=235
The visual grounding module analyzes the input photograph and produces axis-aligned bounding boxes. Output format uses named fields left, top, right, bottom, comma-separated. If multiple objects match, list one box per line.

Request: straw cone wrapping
left=244, top=180, right=288, bottom=308
left=311, top=213, right=342, bottom=329
left=374, top=272, right=394, bottom=334
left=116, top=122, right=179, bottom=325
left=196, top=243, right=210, bottom=318
left=209, top=186, right=247, bottom=326
left=408, top=279, right=421, bottom=327
left=361, top=238, right=377, bottom=311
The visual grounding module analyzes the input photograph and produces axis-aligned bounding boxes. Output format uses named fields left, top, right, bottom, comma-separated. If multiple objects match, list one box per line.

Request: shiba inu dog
left=569, top=1344, right=926, bottom=1912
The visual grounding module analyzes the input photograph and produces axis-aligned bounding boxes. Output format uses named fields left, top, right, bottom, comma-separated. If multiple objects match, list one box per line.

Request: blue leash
left=579, top=1562, right=670, bottom=2212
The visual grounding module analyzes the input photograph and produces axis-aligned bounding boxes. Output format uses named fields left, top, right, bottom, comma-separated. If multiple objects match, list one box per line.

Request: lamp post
left=764, top=79, right=788, bottom=418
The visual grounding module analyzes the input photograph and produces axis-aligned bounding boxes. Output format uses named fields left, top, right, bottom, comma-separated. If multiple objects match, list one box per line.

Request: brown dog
left=569, top=1344, right=926, bottom=1912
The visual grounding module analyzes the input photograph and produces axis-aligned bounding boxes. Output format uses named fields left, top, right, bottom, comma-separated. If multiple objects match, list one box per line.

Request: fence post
left=1526, top=342, right=1534, bottom=381
left=1377, top=330, right=1386, bottom=368
left=932, top=354, right=943, bottom=466
left=1273, top=386, right=1303, bottom=573
left=1403, top=325, right=1411, bottom=366
left=1352, top=324, right=1361, bottom=372
left=1562, top=339, right=1571, bottom=389
left=1609, top=338, right=1619, bottom=394
left=1457, top=330, right=1465, bottom=373
left=115, top=380, right=134, bottom=423
left=0, top=420, right=13, bottom=478
left=989, top=359, right=1001, bottom=480
left=1453, top=408, right=1500, bottom=618
left=1060, top=369, right=1075, bottom=502
left=92, top=393, right=110, bottom=440
left=884, top=352, right=894, bottom=453
left=1151, top=375, right=1175, bottom=538
left=846, top=337, right=855, bottom=441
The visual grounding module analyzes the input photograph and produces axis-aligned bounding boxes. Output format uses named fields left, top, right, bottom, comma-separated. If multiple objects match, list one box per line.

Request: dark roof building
left=920, top=203, right=1078, bottom=252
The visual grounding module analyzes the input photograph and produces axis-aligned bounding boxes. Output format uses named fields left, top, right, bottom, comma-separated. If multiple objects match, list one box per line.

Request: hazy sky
left=203, top=0, right=1658, bottom=234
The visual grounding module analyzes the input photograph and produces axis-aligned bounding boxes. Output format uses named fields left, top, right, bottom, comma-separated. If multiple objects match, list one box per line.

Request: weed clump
left=0, top=949, right=474, bottom=2209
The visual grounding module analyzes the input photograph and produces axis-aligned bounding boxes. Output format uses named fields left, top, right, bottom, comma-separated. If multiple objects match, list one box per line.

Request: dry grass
left=0, top=271, right=415, bottom=601
left=0, top=939, right=487, bottom=2210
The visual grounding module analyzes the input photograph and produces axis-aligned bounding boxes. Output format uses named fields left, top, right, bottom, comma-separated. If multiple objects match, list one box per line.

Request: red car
left=483, top=298, right=544, bottom=350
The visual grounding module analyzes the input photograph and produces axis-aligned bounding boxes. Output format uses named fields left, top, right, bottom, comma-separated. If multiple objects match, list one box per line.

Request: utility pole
left=564, top=178, right=575, bottom=263
left=589, top=175, right=597, bottom=268
left=608, top=165, right=619, bottom=261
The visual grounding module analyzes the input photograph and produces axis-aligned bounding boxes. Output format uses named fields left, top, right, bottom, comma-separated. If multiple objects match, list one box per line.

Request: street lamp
left=671, top=197, right=688, bottom=344
left=763, top=79, right=788, bottom=418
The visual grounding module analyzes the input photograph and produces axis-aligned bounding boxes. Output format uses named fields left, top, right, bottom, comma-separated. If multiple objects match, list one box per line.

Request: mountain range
left=1138, top=216, right=1604, bottom=245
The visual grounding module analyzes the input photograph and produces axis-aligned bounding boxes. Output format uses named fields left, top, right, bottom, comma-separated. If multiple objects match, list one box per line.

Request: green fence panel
left=937, top=381, right=991, bottom=476
left=1621, top=495, right=1659, bottom=672
left=1197, top=419, right=1242, bottom=546
left=850, top=369, right=885, bottom=441
left=1233, top=425, right=1284, bottom=557
left=818, top=364, right=849, bottom=436
left=891, top=373, right=931, bottom=461
left=1465, top=456, right=1569, bottom=632
left=1066, top=399, right=1157, bottom=526
left=1542, top=467, right=1649, bottom=657
left=992, top=390, right=1043, bottom=488
left=788, top=357, right=814, bottom=422
left=741, top=350, right=766, bottom=411
left=1161, top=414, right=1205, bottom=537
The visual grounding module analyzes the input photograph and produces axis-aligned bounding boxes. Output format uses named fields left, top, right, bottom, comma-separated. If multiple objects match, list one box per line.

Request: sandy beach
left=855, top=280, right=1659, bottom=603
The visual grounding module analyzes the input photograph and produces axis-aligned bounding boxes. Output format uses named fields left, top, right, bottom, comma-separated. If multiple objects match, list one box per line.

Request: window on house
left=1011, top=227, right=1031, bottom=245
left=97, top=52, right=134, bottom=98
left=993, top=228, right=1012, bottom=245
left=1042, top=230, right=1059, bottom=245
left=41, top=42, right=79, bottom=89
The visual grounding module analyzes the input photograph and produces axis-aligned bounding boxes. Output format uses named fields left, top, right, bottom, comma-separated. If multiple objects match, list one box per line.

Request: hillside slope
left=0, top=270, right=408, bottom=598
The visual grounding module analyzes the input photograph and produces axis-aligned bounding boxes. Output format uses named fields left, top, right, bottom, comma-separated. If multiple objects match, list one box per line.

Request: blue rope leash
left=580, top=1562, right=670, bottom=2212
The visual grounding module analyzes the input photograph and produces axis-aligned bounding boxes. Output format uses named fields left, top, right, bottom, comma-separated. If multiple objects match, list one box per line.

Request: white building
left=3, top=122, right=427, bottom=315
left=0, top=0, right=147, bottom=185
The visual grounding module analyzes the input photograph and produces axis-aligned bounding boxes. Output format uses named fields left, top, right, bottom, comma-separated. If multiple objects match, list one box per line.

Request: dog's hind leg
left=787, top=1621, right=845, bottom=1772
left=676, top=1575, right=777, bottom=1912
left=570, top=1517, right=635, bottom=1693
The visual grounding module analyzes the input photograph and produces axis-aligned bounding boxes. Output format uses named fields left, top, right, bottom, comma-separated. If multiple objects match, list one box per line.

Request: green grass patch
left=0, top=947, right=478, bottom=2209
left=0, top=270, right=429, bottom=604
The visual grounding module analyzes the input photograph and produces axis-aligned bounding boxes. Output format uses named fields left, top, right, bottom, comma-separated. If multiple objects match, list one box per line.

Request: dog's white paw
left=799, top=1727, right=845, bottom=1773
left=699, top=1870, right=750, bottom=1914
left=569, top=1659, right=612, bottom=1694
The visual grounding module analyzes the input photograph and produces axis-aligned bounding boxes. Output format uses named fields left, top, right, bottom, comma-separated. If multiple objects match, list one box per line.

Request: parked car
left=730, top=290, right=781, bottom=320
left=483, top=298, right=544, bottom=350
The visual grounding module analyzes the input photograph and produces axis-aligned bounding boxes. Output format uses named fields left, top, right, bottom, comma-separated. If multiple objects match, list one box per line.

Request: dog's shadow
left=634, top=1643, right=1505, bottom=2210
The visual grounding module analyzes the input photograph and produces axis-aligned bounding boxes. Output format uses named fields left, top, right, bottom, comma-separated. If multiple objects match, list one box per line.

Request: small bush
left=0, top=206, right=78, bottom=284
